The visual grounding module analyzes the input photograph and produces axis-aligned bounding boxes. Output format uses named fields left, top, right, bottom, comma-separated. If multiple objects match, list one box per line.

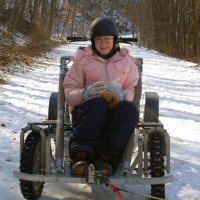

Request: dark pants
left=69, top=98, right=139, bottom=170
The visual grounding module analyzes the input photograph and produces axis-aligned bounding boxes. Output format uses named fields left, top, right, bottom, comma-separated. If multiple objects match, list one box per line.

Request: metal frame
left=14, top=121, right=173, bottom=185
left=13, top=55, right=173, bottom=189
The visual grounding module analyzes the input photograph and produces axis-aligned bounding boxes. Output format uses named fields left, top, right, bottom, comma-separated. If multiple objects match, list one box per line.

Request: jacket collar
left=73, top=45, right=130, bottom=63
left=88, top=45, right=130, bottom=60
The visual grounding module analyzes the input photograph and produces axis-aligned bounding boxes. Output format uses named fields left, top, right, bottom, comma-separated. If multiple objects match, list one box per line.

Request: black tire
left=20, top=131, right=44, bottom=200
left=48, top=92, right=58, bottom=120
left=149, top=131, right=165, bottom=199
left=144, top=92, right=159, bottom=122
left=65, top=105, right=71, bottom=123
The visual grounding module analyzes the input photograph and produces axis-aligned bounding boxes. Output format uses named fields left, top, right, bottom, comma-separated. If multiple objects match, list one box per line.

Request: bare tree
left=1, top=0, right=199, bottom=63
left=125, top=0, right=200, bottom=63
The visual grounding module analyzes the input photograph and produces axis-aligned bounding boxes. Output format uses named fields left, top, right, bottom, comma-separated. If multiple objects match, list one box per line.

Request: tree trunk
left=7, top=0, right=20, bottom=32
left=47, top=0, right=57, bottom=35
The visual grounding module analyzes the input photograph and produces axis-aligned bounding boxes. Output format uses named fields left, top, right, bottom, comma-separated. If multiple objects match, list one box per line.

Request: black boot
left=71, top=152, right=93, bottom=176
left=95, top=155, right=113, bottom=176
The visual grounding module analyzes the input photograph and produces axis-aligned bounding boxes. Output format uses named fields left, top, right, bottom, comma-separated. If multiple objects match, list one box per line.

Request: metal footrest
left=13, top=170, right=173, bottom=185
left=13, top=171, right=86, bottom=183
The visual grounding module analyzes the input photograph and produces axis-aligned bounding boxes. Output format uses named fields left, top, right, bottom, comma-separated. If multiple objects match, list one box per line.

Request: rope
left=103, top=177, right=164, bottom=200
left=109, top=184, right=164, bottom=200
left=110, top=184, right=124, bottom=200
left=92, top=168, right=165, bottom=200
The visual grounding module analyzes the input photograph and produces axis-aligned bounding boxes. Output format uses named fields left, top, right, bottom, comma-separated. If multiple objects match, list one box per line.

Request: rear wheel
left=143, top=92, right=159, bottom=122
left=48, top=92, right=58, bottom=120
left=149, top=130, right=165, bottom=199
left=20, top=131, right=44, bottom=200
left=48, top=91, right=70, bottom=123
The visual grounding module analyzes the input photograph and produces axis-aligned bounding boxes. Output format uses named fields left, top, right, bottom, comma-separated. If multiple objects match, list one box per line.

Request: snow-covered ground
left=0, top=41, right=200, bottom=200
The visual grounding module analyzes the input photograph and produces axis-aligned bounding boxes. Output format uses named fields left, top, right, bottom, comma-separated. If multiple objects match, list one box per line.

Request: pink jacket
left=63, top=46, right=139, bottom=108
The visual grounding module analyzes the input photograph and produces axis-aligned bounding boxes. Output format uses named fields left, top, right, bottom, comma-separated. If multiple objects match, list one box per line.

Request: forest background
left=0, top=0, right=200, bottom=83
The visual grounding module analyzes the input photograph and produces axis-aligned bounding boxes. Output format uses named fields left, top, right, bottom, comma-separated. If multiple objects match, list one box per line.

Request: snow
left=14, top=32, right=29, bottom=46
left=0, top=41, right=200, bottom=200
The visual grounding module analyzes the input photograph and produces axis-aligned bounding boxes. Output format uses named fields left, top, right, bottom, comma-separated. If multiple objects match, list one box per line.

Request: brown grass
left=0, top=30, right=64, bottom=84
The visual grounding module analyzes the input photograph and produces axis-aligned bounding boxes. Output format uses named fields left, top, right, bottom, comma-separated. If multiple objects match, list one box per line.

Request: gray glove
left=82, top=81, right=107, bottom=101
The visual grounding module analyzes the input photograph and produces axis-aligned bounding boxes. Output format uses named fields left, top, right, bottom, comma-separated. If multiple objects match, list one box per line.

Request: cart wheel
left=20, top=131, right=44, bottom=200
left=144, top=92, right=159, bottom=122
left=48, top=92, right=58, bottom=120
left=149, top=131, right=165, bottom=199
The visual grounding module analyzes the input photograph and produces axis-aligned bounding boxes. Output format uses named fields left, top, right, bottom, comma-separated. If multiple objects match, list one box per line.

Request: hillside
left=0, top=25, right=64, bottom=84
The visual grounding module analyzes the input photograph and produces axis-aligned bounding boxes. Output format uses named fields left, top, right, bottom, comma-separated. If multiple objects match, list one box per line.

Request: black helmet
left=90, top=17, right=119, bottom=58
left=90, top=17, right=118, bottom=39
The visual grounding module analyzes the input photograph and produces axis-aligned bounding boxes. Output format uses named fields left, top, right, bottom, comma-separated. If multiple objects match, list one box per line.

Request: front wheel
left=149, top=130, right=166, bottom=199
left=20, top=131, right=45, bottom=199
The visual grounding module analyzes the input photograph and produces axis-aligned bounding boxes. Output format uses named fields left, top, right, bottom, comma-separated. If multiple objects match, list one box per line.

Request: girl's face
left=94, top=35, right=114, bottom=55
